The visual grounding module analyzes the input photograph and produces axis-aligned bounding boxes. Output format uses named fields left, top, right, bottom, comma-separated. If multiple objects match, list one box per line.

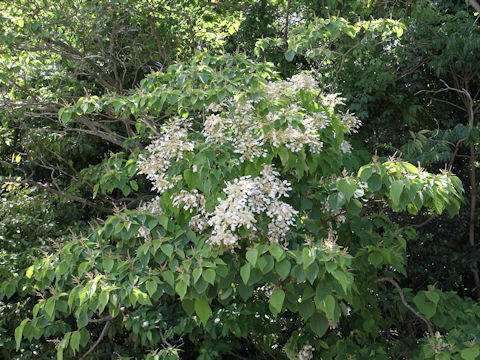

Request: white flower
left=340, top=140, right=353, bottom=154
left=298, top=344, right=314, bottom=360
left=207, top=165, right=297, bottom=247
left=138, top=119, right=193, bottom=192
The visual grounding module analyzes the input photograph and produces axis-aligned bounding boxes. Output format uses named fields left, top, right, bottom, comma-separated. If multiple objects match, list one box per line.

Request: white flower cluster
left=203, top=73, right=334, bottom=162
left=265, top=72, right=319, bottom=101
left=341, top=111, right=362, bottom=133
left=172, top=189, right=206, bottom=213
left=207, top=165, right=298, bottom=247
left=298, top=344, right=314, bottom=360
left=138, top=119, right=194, bottom=192
left=322, top=93, right=345, bottom=109
left=137, top=196, right=163, bottom=216
left=172, top=190, right=209, bottom=233
left=340, top=140, right=353, bottom=154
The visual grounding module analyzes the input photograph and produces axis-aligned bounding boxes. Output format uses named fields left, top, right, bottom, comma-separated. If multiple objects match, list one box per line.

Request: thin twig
left=79, top=319, right=111, bottom=360
left=374, top=277, right=434, bottom=337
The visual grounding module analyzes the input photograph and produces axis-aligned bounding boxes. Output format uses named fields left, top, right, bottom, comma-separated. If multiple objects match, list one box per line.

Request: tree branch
left=468, top=0, right=480, bottom=13
left=0, top=178, right=112, bottom=213
left=79, top=319, right=111, bottom=360
left=374, top=277, right=434, bottom=337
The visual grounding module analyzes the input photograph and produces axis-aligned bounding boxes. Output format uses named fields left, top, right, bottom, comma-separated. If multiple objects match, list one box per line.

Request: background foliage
left=1, top=0, right=479, bottom=359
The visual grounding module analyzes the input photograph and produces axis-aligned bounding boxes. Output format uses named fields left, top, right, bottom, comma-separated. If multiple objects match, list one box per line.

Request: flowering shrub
left=8, top=54, right=474, bottom=360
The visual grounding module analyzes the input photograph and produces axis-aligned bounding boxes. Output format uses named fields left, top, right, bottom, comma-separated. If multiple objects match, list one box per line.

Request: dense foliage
left=1, top=1, right=479, bottom=359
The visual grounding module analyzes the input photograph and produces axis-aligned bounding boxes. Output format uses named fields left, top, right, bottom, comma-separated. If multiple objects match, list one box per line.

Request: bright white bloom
left=138, top=119, right=194, bottom=192
left=207, top=165, right=298, bottom=247
left=290, top=72, right=319, bottom=92
left=298, top=344, right=314, bottom=360
left=341, top=111, right=362, bottom=133
left=137, top=196, right=163, bottom=216
left=172, top=189, right=206, bottom=214
left=189, top=214, right=209, bottom=233
left=340, top=140, right=353, bottom=154
left=322, top=93, right=345, bottom=109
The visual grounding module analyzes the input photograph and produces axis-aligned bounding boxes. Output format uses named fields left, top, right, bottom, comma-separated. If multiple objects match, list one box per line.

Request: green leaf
left=302, top=247, right=315, bottom=269
left=390, top=180, right=404, bottom=205
left=367, top=175, right=382, bottom=192
left=163, top=270, right=175, bottom=287
left=175, top=280, right=188, bottom=299
left=103, top=258, right=114, bottom=273
left=70, top=331, right=81, bottom=354
left=238, top=283, right=253, bottom=301
left=192, top=268, right=202, bottom=283
left=202, top=268, right=216, bottom=285
left=240, top=263, right=251, bottom=284
left=25, top=266, right=34, bottom=279
left=161, top=244, right=174, bottom=258
left=269, top=289, right=285, bottom=315
left=194, top=298, right=212, bottom=327
left=309, top=312, right=329, bottom=337
left=323, top=295, right=336, bottom=319
left=368, top=252, right=383, bottom=267
left=275, top=259, right=291, bottom=280
left=269, top=245, right=285, bottom=261
left=305, top=262, right=319, bottom=284
left=285, top=50, right=295, bottom=61
left=159, top=215, right=169, bottom=229
left=57, top=345, right=64, bottom=360
left=146, top=280, right=158, bottom=297
left=77, top=311, right=88, bottom=328
left=460, top=348, right=480, bottom=360
left=45, top=297, right=56, bottom=319
left=358, top=166, right=373, bottom=182
left=98, top=291, right=109, bottom=314
left=336, top=179, right=357, bottom=201
left=298, top=300, right=315, bottom=321
left=327, top=192, right=346, bottom=211
left=15, top=318, right=29, bottom=351
left=246, top=249, right=258, bottom=267
left=425, top=291, right=440, bottom=305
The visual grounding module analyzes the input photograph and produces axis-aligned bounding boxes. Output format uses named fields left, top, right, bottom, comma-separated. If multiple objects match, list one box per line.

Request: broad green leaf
left=70, top=331, right=81, bottom=354
left=103, top=258, right=114, bottom=273
left=390, top=180, right=404, bottom=206
left=460, top=348, right=480, bottom=360
left=15, top=318, right=29, bottom=351
left=327, top=192, right=346, bottom=211
left=194, top=298, right=212, bottom=327
left=309, top=312, right=329, bottom=337
left=240, top=263, right=251, bottom=284
left=45, top=297, right=56, bottom=319
left=269, top=245, right=285, bottom=261
left=336, top=179, right=357, bottom=201
left=298, top=300, right=315, bottom=321
left=25, top=266, right=34, bottom=279
left=275, top=259, right=291, bottom=280
left=285, top=50, right=295, bottom=61
left=146, top=280, right=158, bottom=297
left=367, top=175, right=382, bottom=192
left=302, top=247, right=315, bottom=269
left=269, top=289, right=285, bottom=315
left=98, top=291, right=109, bottom=314
left=163, top=270, right=175, bottom=287
left=368, top=252, right=383, bottom=267
left=161, top=244, right=174, bottom=258
left=175, top=280, right=188, bottom=299
left=202, top=268, right=216, bottom=285
left=77, top=311, right=88, bottom=328
left=323, top=295, right=336, bottom=319
left=246, top=249, right=258, bottom=267
left=192, top=268, right=202, bottom=283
